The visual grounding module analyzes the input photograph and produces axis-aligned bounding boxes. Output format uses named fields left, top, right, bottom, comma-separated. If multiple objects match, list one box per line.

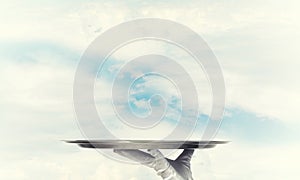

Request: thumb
left=148, top=149, right=165, bottom=159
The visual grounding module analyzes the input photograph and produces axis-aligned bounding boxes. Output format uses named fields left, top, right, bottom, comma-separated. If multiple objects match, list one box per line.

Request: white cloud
left=1, top=1, right=300, bottom=179
left=67, top=0, right=300, bottom=122
left=1, top=142, right=299, bottom=180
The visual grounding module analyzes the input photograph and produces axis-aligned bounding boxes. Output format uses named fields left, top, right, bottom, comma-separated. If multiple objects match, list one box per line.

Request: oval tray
left=65, top=140, right=228, bottom=149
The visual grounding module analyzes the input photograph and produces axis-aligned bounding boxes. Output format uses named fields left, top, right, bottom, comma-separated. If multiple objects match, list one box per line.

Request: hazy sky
left=0, top=0, right=299, bottom=179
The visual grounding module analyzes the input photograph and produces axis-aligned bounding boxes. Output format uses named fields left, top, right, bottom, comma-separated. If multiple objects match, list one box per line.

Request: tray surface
left=66, top=140, right=228, bottom=149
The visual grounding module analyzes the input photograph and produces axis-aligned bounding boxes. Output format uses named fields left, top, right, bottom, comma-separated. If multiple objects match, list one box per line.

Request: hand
left=114, top=149, right=194, bottom=180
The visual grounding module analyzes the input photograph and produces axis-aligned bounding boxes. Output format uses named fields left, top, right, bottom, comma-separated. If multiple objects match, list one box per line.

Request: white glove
left=114, top=149, right=194, bottom=180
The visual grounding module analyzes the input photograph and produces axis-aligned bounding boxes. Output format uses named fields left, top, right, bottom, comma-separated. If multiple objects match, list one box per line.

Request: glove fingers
left=147, top=149, right=171, bottom=172
left=114, top=149, right=155, bottom=168
left=147, top=149, right=164, bottom=159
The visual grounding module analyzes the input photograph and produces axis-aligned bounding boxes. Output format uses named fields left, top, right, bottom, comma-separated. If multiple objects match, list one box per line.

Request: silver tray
left=65, top=140, right=228, bottom=149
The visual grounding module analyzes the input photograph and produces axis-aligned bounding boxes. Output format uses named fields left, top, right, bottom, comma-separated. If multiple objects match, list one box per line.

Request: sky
left=0, top=0, right=300, bottom=179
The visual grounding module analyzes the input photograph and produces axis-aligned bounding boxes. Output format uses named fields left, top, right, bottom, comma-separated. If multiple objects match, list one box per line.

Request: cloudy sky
left=0, top=0, right=300, bottom=179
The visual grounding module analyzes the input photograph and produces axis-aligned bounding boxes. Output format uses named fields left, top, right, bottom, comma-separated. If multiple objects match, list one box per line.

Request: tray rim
left=65, top=140, right=229, bottom=149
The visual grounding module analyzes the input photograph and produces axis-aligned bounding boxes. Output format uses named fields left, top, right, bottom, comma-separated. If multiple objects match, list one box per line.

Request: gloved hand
left=114, top=149, right=194, bottom=180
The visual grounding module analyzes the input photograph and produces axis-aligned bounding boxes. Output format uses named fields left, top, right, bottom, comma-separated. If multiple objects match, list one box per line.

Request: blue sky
left=1, top=0, right=300, bottom=179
